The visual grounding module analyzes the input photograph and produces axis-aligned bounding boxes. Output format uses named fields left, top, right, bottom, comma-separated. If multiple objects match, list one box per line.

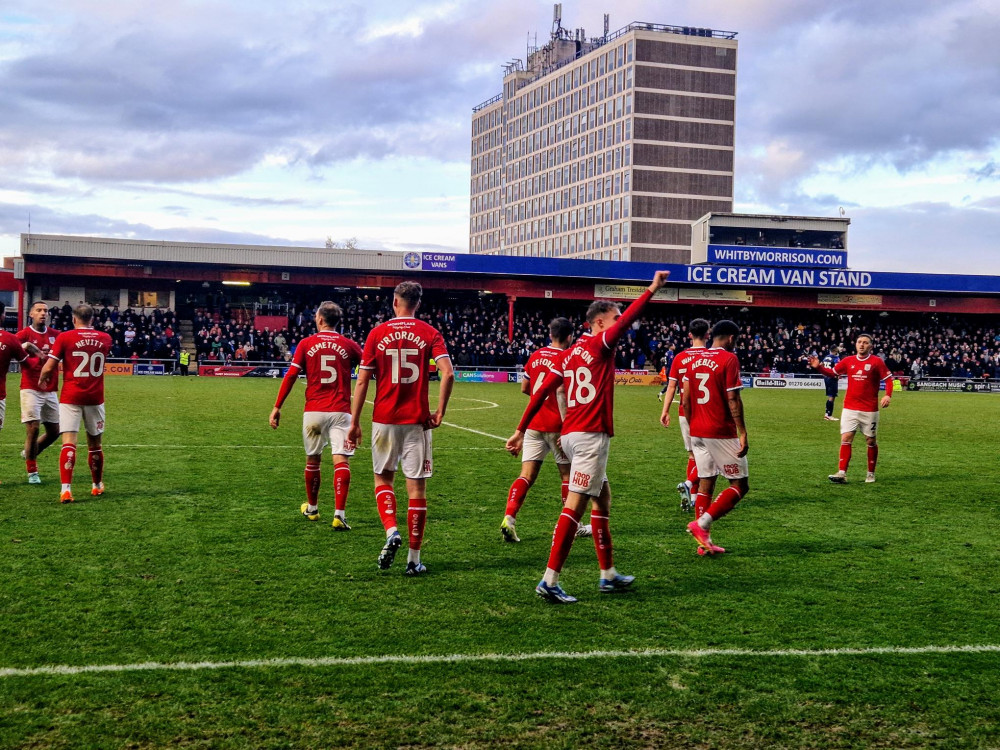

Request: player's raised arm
left=810, top=355, right=838, bottom=379
left=603, top=270, right=670, bottom=349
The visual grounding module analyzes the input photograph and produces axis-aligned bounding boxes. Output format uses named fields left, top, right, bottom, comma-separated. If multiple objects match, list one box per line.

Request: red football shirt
left=361, top=317, right=450, bottom=425
left=17, top=326, right=59, bottom=393
left=683, top=348, right=743, bottom=440
left=668, top=346, right=706, bottom=418
left=48, top=328, right=113, bottom=406
left=835, top=354, right=892, bottom=412
left=287, top=331, right=362, bottom=413
left=0, top=331, right=30, bottom=400
left=520, top=290, right=655, bottom=438
left=523, top=345, right=566, bottom=433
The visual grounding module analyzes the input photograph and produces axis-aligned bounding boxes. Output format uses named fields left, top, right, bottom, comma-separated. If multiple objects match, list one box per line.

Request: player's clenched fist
left=648, top=270, right=670, bottom=293
left=505, top=430, right=524, bottom=457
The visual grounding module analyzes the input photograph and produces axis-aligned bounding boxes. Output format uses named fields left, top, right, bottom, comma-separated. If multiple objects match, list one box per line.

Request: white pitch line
left=441, top=422, right=507, bottom=441
left=2, top=644, right=999, bottom=679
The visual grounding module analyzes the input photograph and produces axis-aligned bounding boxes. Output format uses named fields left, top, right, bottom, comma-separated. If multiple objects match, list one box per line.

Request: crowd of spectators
left=35, top=295, right=1000, bottom=380
left=47, top=301, right=181, bottom=359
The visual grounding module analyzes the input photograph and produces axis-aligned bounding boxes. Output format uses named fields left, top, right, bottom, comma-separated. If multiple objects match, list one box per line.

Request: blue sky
left=1, top=0, right=999, bottom=273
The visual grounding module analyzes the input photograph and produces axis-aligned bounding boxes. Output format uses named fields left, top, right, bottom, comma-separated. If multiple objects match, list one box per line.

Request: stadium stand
left=44, top=291, right=1000, bottom=379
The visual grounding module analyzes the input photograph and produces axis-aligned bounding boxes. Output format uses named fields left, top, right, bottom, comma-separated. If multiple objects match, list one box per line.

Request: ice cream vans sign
left=686, top=266, right=873, bottom=288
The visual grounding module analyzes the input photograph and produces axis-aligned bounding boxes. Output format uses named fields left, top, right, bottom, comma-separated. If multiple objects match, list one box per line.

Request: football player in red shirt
left=0, top=320, right=33, bottom=463
left=17, top=301, right=61, bottom=484
left=500, top=317, right=593, bottom=543
left=348, top=282, right=455, bottom=575
left=658, top=318, right=710, bottom=514
left=809, top=333, right=893, bottom=483
left=270, top=302, right=362, bottom=529
left=681, top=320, right=749, bottom=554
left=38, top=304, right=113, bottom=503
left=507, top=270, right=670, bottom=603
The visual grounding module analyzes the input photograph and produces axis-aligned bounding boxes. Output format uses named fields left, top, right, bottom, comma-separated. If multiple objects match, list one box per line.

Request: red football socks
left=333, top=462, right=350, bottom=512
left=694, top=492, right=710, bottom=519
left=407, top=499, right=427, bottom=550
left=546, top=505, right=584, bottom=573
left=686, top=458, right=698, bottom=485
left=590, top=513, right=613, bottom=570
left=375, top=485, right=397, bottom=533
left=706, top=486, right=743, bottom=521
left=304, top=465, right=321, bottom=506
left=59, top=443, right=76, bottom=485
left=505, top=476, right=530, bottom=518
left=867, top=445, right=878, bottom=473
left=26, top=458, right=38, bottom=474
left=839, top=442, right=852, bottom=471
left=560, top=479, right=569, bottom=504
left=88, top=449, right=104, bottom=484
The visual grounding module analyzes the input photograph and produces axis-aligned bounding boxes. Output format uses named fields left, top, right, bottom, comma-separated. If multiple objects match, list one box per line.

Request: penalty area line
left=2, top=644, right=1000, bottom=679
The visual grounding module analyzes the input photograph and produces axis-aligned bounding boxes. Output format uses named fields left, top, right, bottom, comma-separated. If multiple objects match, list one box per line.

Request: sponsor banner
left=454, top=370, right=509, bottom=383
left=962, top=380, right=1000, bottom=393
left=753, top=377, right=827, bottom=390
left=133, top=363, right=166, bottom=376
left=508, top=372, right=522, bottom=384
left=243, top=366, right=290, bottom=378
left=421, top=252, right=457, bottom=271
left=614, top=372, right=659, bottom=386
left=817, top=293, right=883, bottom=306
left=679, top=288, right=753, bottom=302
left=595, top=283, right=678, bottom=302
left=707, top=245, right=847, bottom=269
left=451, top=253, right=1000, bottom=294
left=741, top=375, right=753, bottom=388
left=198, top=364, right=291, bottom=377
left=104, top=363, right=134, bottom=376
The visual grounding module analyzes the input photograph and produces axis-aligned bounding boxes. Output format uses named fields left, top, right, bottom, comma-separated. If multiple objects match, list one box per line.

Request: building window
left=128, top=291, right=169, bottom=309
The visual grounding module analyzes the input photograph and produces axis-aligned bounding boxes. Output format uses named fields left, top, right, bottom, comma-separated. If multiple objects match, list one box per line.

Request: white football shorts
left=59, top=403, right=106, bottom=436
left=691, top=435, right=748, bottom=480
left=561, top=431, right=610, bottom=497
left=20, top=389, right=60, bottom=424
left=302, top=411, right=354, bottom=457
left=841, top=408, right=879, bottom=438
left=522, top=429, right=569, bottom=464
left=371, top=422, right=432, bottom=479
left=678, top=415, right=692, bottom=453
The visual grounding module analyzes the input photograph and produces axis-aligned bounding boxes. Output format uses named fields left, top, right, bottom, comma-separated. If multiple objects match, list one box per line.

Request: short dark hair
left=689, top=318, right=710, bottom=339
left=857, top=332, right=873, bottom=342
left=316, top=301, right=342, bottom=328
left=394, top=281, right=422, bottom=310
left=711, top=319, right=739, bottom=339
left=586, top=300, right=620, bottom=324
left=548, top=317, right=573, bottom=343
left=73, top=303, right=95, bottom=324
left=30, top=301, right=48, bottom=311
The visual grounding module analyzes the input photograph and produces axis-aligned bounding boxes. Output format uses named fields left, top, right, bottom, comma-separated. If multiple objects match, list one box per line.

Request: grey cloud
left=0, top=201, right=300, bottom=247
left=844, top=201, right=1000, bottom=274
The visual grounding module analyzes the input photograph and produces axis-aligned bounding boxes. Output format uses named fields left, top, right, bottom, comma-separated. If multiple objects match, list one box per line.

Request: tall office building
left=470, top=9, right=737, bottom=263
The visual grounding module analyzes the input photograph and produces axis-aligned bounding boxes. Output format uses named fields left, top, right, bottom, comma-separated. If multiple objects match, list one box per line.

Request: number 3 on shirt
left=71, top=351, right=106, bottom=377
left=566, top=367, right=596, bottom=407
left=694, top=372, right=711, bottom=404
left=386, top=348, right=420, bottom=384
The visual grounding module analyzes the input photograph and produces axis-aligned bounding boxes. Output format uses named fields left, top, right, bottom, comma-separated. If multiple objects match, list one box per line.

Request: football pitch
left=2, top=376, right=999, bottom=748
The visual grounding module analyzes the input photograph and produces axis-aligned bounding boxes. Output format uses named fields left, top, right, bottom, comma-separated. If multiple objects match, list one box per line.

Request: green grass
left=1, top=376, right=998, bottom=748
